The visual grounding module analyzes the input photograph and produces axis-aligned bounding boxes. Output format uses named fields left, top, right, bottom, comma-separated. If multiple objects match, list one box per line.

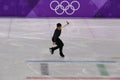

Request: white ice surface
left=0, top=18, right=120, bottom=80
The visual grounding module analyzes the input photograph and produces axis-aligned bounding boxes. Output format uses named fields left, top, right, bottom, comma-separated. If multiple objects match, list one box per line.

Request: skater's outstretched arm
left=62, top=21, right=69, bottom=28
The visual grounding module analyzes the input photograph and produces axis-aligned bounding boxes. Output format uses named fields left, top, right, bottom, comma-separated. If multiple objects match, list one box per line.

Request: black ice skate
left=60, top=53, right=65, bottom=58
left=49, top=48, right=54, bottom=55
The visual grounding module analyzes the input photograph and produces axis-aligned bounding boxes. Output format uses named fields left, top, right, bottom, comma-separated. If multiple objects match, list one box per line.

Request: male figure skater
left=49, top=21, right=69, bottom=58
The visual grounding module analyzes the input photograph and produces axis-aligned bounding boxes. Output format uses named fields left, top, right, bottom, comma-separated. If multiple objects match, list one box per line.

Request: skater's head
left=57, top=23, right=62, bottom=30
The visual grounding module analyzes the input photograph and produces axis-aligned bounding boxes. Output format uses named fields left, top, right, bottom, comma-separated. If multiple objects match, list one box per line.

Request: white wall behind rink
left=0, top=18, right=120, bottom=41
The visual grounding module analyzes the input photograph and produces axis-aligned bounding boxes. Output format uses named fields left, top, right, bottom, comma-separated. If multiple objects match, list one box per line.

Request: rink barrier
left=26, top=76, right=120, bottom=80
left=26, top=60, right=117, bottom=63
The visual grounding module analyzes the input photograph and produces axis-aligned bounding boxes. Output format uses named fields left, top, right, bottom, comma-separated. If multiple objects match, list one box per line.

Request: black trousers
left=52, top=38, right=64, bottom=55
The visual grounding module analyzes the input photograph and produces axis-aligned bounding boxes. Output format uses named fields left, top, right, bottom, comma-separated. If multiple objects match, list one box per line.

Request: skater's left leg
left=49, top=46, right=59, bottom=54
left=50, top=38, right=59, bottom=54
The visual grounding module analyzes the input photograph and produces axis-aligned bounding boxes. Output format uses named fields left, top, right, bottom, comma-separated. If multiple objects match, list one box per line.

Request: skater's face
left=57, top=23, right=62, bottom=30
left=57, top=26, right=62, bottom=30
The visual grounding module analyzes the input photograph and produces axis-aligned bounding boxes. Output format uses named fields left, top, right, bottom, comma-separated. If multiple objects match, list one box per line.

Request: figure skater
left=49, top=21, right=69, bottom=58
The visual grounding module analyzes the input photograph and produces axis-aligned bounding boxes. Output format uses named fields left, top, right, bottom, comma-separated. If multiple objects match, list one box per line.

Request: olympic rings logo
left=50, top=0, right=80, bottom=15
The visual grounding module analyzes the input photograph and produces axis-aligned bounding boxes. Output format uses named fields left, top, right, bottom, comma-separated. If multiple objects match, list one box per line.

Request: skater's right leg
left=57, top=38, right=65, bottom=57
left=59, top=46, right=64, bottom=57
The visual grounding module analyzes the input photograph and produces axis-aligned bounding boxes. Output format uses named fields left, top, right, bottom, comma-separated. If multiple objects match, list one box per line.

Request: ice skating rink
left=0, top=18, right=120, bottom=80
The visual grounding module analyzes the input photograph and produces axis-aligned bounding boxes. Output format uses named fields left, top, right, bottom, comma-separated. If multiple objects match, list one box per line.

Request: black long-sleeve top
left=52, top=29, right=61, bottom=42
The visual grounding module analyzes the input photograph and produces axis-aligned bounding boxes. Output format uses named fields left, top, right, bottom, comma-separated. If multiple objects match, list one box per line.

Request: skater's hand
left=63, top=21, right=69, bottom=28
left=53, top=42, right=56, bottom=45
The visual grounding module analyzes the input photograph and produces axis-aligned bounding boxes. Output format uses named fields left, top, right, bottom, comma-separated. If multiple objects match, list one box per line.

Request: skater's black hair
left=57, top=23, right=62, bottom=27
